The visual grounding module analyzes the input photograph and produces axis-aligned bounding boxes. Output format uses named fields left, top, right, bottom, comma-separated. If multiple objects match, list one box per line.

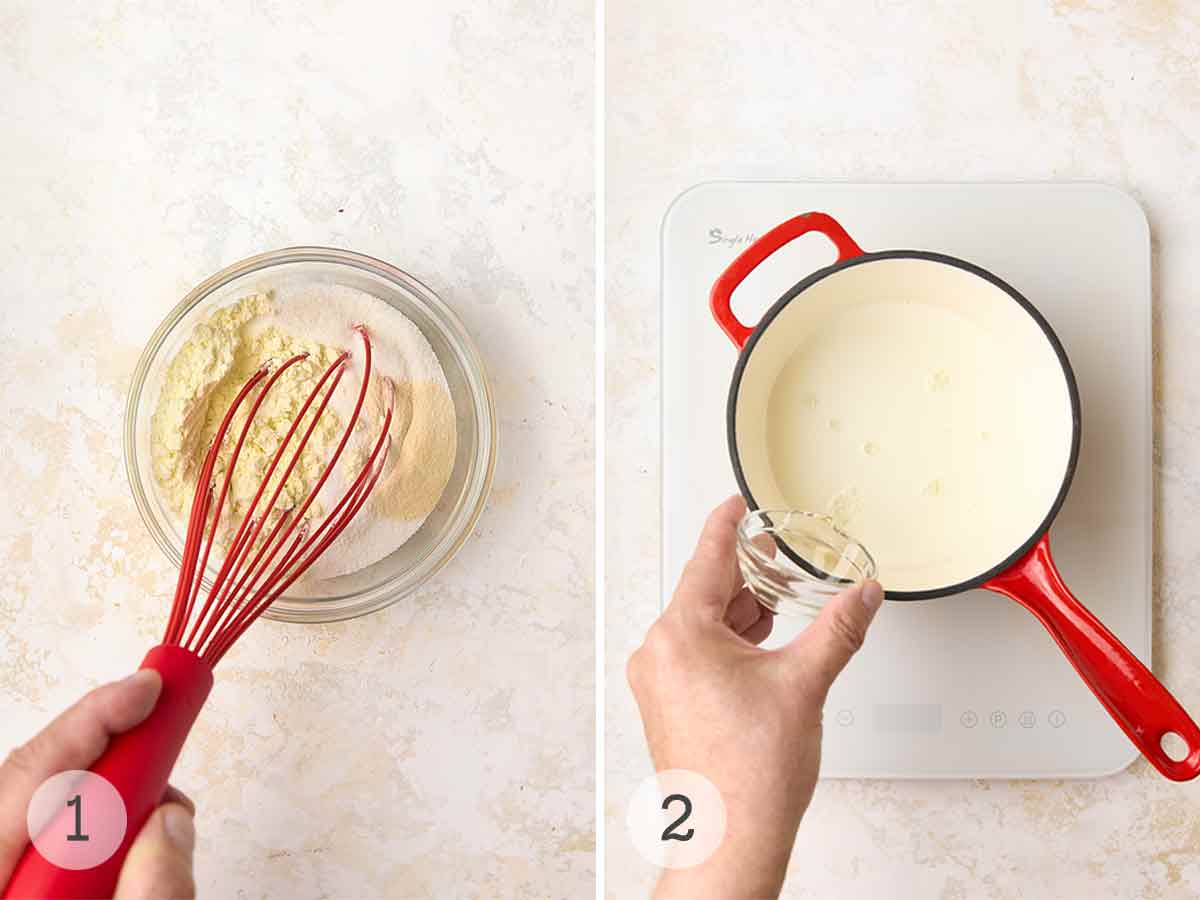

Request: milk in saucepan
left=733, top=257, right=1075, bottom=593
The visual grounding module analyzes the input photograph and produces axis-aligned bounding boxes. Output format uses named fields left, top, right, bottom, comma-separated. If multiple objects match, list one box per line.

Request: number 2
left=66, top=794, right=89, bottom=842
left=660, top=793, right=694, bottom=842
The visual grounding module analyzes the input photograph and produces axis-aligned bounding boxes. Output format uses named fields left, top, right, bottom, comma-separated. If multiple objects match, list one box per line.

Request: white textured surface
left=608, top=2, right=1200, bottom=897
left=0, top=2, right=593, bottom=898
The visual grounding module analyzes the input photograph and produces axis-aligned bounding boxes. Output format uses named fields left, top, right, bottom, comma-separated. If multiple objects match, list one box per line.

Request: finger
left=162, top=785, right=195, bottom=816
left=749, top=531, right=777, bottom=560
left=780, top=580, right=884, bottom=697
left=740, top=610, right=775, bottom=646
left=669, top=495, right=747, bottom=621
left=0, top=670, right=162, bottom=882
left=112, top=803, right=196, bottom=900
left=723, top=587, right=763, bottom=634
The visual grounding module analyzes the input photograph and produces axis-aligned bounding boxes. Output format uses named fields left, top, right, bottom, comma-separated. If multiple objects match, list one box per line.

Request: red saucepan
left=711, top=211, right=1200, bottom=781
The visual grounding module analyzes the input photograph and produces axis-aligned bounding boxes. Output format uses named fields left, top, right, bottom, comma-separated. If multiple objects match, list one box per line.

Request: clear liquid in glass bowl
left=736, top=508, right=876, bottom=621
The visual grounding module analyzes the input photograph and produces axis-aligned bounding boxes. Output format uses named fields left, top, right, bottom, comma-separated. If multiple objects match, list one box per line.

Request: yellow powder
left=151, top=293, right=346, bottom=528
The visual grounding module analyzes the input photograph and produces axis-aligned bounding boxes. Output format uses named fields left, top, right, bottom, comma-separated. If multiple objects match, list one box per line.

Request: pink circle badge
left=27, top=771, right=128, bottom=870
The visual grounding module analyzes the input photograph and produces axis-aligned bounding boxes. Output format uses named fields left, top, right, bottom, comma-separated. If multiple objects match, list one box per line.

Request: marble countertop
left=606, top=1, right=1200, bottom=897
left=0, top=2, right=593, bottom=897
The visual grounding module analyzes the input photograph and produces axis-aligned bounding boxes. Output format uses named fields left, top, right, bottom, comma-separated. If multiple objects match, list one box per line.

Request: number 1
left=66, top=794, right=89, bottom=842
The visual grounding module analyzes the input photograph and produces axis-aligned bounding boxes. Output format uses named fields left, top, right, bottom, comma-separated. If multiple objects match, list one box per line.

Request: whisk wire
left=167, top=361, right=273, bottom=643
left=201, top=509, right=294, bottom=647
left=161, top=327, right=393, bottom=665
left=197, top=328, right=380, bottom=660
left=187, top=353, right=350, bottom=653
left=180, top=353, right=315, bottom=649
left=206, top=410, right=394, bottom=663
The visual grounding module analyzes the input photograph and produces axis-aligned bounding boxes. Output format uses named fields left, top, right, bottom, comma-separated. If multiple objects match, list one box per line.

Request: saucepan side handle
left=709, top=211, right=864, bottom=348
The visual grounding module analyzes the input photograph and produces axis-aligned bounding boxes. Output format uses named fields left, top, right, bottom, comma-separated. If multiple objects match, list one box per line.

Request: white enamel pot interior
left=709, top=211, right=1200, bottom=781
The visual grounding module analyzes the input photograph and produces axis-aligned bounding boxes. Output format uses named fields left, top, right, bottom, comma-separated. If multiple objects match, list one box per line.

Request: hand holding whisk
left=3, top=326, right=392, bottom=900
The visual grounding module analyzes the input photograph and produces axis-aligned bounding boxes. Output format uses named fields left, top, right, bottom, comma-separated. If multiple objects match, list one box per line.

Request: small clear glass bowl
left=123, top=247, right=496, bottom=624
left=736, top=509, right=876, bottom=620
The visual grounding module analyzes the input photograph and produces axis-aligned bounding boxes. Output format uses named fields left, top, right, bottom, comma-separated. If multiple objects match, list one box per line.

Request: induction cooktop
left=661, top=181, right=1151, bottom=778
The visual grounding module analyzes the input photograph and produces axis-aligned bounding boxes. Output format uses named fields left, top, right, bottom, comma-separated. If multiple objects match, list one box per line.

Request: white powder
left=267, top=282, right=456, bottom=580
left=247, top=281, right=445, bottom=421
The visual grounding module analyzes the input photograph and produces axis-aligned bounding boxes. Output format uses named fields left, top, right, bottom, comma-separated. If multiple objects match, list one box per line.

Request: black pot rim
left=726, top=249, right=1083, bottom=602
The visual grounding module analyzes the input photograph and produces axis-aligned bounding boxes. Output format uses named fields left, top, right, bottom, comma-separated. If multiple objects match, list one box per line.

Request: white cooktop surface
left=661, top=181, right=1151, bottom=778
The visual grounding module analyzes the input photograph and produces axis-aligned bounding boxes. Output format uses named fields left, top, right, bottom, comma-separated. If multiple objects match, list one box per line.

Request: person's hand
left=628, top=496, right=884, bottom=900
left=0, top=670, right=198, bottom=899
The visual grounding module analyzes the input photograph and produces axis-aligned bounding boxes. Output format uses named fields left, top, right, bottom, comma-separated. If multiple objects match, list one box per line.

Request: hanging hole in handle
left=1161, top=731, right=1190, bottom=762
left=729, top=232, right=837, bottom=330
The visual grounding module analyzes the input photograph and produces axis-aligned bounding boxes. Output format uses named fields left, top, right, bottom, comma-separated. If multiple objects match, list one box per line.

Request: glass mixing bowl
left=124, top=247, right=496, bottom=623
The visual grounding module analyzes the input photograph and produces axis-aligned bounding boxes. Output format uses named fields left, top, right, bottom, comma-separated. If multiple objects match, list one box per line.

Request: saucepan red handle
left=709, top=211, right=865, bottom=348
left=986, top=535, right=1200, bottom=781
left=2, top=645, right=213, bottom=899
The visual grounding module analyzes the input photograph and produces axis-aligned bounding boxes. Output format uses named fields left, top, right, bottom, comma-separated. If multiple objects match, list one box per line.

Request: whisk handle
left=3, top=645, right=212, bottom=899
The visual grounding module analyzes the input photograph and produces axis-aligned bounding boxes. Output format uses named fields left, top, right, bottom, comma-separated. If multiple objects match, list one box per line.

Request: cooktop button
left=1019, top=710, right=1036, bottom=729
left=1048, top=709, right=1066, bottom=728
left=990, top=710, right=1007, bottom=729
left=960, top=710, right=978, bottom=728
left=835, top=709, right=854, bottom=727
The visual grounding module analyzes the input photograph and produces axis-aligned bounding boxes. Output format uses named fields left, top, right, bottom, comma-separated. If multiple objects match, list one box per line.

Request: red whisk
left=4, top=326, right=393, bottom=900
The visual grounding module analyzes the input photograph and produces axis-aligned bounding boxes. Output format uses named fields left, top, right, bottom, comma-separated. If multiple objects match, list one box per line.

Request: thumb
left=113, top=803, right=196, bottom=900
left=785, top=580, right=884, bottom=697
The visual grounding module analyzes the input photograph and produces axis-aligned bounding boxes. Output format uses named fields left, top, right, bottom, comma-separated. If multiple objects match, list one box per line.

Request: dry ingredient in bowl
left=150, top=283, right=457, bottom=581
